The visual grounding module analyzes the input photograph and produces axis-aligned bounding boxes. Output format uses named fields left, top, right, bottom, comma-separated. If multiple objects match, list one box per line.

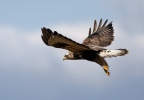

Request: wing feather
left=101, top=19, right=108, bottom=28
left=97, top=19, right=102, bottom=31
left=83, top=19, right=114, bottom=51
left=88, top=28, right=91, bottom=36
left=93, top=20, right=97, bottom=32
left=41, top=27, right=91, bottom=52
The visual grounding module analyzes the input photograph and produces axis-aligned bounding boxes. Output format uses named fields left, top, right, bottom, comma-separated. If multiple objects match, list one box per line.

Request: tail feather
left=99, top=49, right=128, bottom=58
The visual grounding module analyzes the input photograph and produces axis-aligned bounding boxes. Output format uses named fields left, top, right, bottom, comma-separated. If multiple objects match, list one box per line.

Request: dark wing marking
left=83, top=19, right=114, bottom=51
left=41, top=27, right=91, bottom=52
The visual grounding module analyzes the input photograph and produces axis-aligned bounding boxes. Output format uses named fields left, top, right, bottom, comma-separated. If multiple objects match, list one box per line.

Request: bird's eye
left=65, top=53, right=69, bottom=56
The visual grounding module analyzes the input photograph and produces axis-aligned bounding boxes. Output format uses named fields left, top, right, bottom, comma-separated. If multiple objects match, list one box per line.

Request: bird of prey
left=41, top=19, right=128, bottom=76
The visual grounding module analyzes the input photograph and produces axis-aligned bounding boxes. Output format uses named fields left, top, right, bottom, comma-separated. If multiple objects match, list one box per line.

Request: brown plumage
left=41, top=19, right=128, bottom=76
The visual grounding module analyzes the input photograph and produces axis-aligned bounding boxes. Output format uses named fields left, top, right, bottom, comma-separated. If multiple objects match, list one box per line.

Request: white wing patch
left=99, top=49, right=128, bottom=58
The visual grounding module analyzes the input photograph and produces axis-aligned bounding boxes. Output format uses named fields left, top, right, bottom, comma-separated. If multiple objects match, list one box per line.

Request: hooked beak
left=63, top=56, right=67, bottom=61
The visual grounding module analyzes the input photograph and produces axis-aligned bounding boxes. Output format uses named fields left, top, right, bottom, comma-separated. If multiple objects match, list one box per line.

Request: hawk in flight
left=41, top=19, right=128, bottom=76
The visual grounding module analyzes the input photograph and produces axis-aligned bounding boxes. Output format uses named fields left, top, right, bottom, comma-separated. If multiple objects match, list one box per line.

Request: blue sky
left=0, top=0, right=144, bottom=100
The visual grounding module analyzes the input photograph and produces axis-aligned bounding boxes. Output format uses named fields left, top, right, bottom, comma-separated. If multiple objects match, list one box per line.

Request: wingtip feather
left=97, top=19, right=102, bottom=31
left=93, top=20, right=97, bottom=32
left=41, top=27, right=53, bottom=45
left=88, top=27, right=91, bottom=36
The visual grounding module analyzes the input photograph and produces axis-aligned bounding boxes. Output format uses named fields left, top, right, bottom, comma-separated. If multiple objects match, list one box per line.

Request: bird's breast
left=82, top=50, right=98, bottom=61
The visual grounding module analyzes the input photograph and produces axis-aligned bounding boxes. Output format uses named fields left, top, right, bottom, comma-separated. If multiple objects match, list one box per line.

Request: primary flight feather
left=41, top=19, right=128, bottom=76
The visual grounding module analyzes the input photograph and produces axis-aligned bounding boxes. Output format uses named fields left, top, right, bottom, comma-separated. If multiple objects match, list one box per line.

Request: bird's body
left=41, top=19, right=128, bottom=76
left=63, top=50, right=98, bottom=60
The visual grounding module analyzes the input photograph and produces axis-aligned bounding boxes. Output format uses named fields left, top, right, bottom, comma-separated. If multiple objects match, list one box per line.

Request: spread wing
left=41, top=27, right=91, bottom=52
left=82, top=19, right=114, bottom=51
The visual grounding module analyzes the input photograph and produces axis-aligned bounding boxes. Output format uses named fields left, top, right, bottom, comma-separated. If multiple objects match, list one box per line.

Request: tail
left=93, top=55, right=110, bottom=76
left=99, top=49, right=128, bottom=58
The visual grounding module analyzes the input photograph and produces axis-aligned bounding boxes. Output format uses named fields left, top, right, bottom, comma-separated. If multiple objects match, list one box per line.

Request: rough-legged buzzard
left=41, top=19, right=128, bottom=76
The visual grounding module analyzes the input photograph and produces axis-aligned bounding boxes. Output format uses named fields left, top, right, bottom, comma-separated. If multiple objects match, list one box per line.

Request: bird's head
left=63, top=52, right=74, bottom=60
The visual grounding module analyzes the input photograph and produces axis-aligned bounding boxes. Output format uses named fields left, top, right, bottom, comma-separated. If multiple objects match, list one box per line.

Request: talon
left=103, top=66, right=110, bottom=76
left=103, top=66, right=109, bottom=71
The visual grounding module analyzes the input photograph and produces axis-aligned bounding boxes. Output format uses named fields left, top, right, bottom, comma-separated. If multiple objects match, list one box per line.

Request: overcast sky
left=0, top=0, right=144, bottom=100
